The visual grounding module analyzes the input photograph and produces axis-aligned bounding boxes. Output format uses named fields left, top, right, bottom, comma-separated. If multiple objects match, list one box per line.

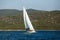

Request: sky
left=0, top=0, right=60, bottom=11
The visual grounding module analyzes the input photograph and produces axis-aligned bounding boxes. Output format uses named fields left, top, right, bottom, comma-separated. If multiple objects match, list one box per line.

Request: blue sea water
left=0, top=31, right=60, bottom=40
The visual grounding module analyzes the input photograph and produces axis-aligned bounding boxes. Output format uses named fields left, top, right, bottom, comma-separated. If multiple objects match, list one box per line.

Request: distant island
left=0, top=9, right=60, bottom=30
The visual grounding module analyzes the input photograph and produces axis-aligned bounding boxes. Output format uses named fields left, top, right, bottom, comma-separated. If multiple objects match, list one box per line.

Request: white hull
left=27, top=31, right=36, bottom=33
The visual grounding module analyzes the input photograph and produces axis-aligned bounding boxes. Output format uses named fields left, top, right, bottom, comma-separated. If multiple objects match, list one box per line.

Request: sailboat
left=23, top=7, right=36, bottom=33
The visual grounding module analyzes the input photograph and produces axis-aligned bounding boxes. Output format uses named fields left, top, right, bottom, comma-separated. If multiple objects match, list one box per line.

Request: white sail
left=23, top=7, right=36, bottom=33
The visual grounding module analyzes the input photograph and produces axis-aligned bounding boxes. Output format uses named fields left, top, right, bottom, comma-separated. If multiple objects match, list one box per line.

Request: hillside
left=0, top=9, right=60, bottom=30
left=0, top=9, right=22, bottom=16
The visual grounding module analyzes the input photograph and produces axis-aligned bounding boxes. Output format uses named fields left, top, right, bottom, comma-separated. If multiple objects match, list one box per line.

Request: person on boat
left=26, top=28, right=29, bottom=31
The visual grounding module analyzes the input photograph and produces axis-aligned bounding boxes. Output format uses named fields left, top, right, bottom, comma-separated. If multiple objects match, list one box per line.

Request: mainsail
left=23, top=7, right=36, bottom=33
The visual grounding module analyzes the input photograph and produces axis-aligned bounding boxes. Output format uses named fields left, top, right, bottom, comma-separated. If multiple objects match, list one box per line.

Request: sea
left=0, top=31, right=60, bottom=40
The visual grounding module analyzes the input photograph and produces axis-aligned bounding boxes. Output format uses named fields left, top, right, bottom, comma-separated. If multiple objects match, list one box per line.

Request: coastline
left=0, top=30, right=60, bottom=31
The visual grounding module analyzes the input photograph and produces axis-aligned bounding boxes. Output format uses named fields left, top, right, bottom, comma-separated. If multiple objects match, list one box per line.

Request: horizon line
left=0, top=8, right=60, bottom=11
